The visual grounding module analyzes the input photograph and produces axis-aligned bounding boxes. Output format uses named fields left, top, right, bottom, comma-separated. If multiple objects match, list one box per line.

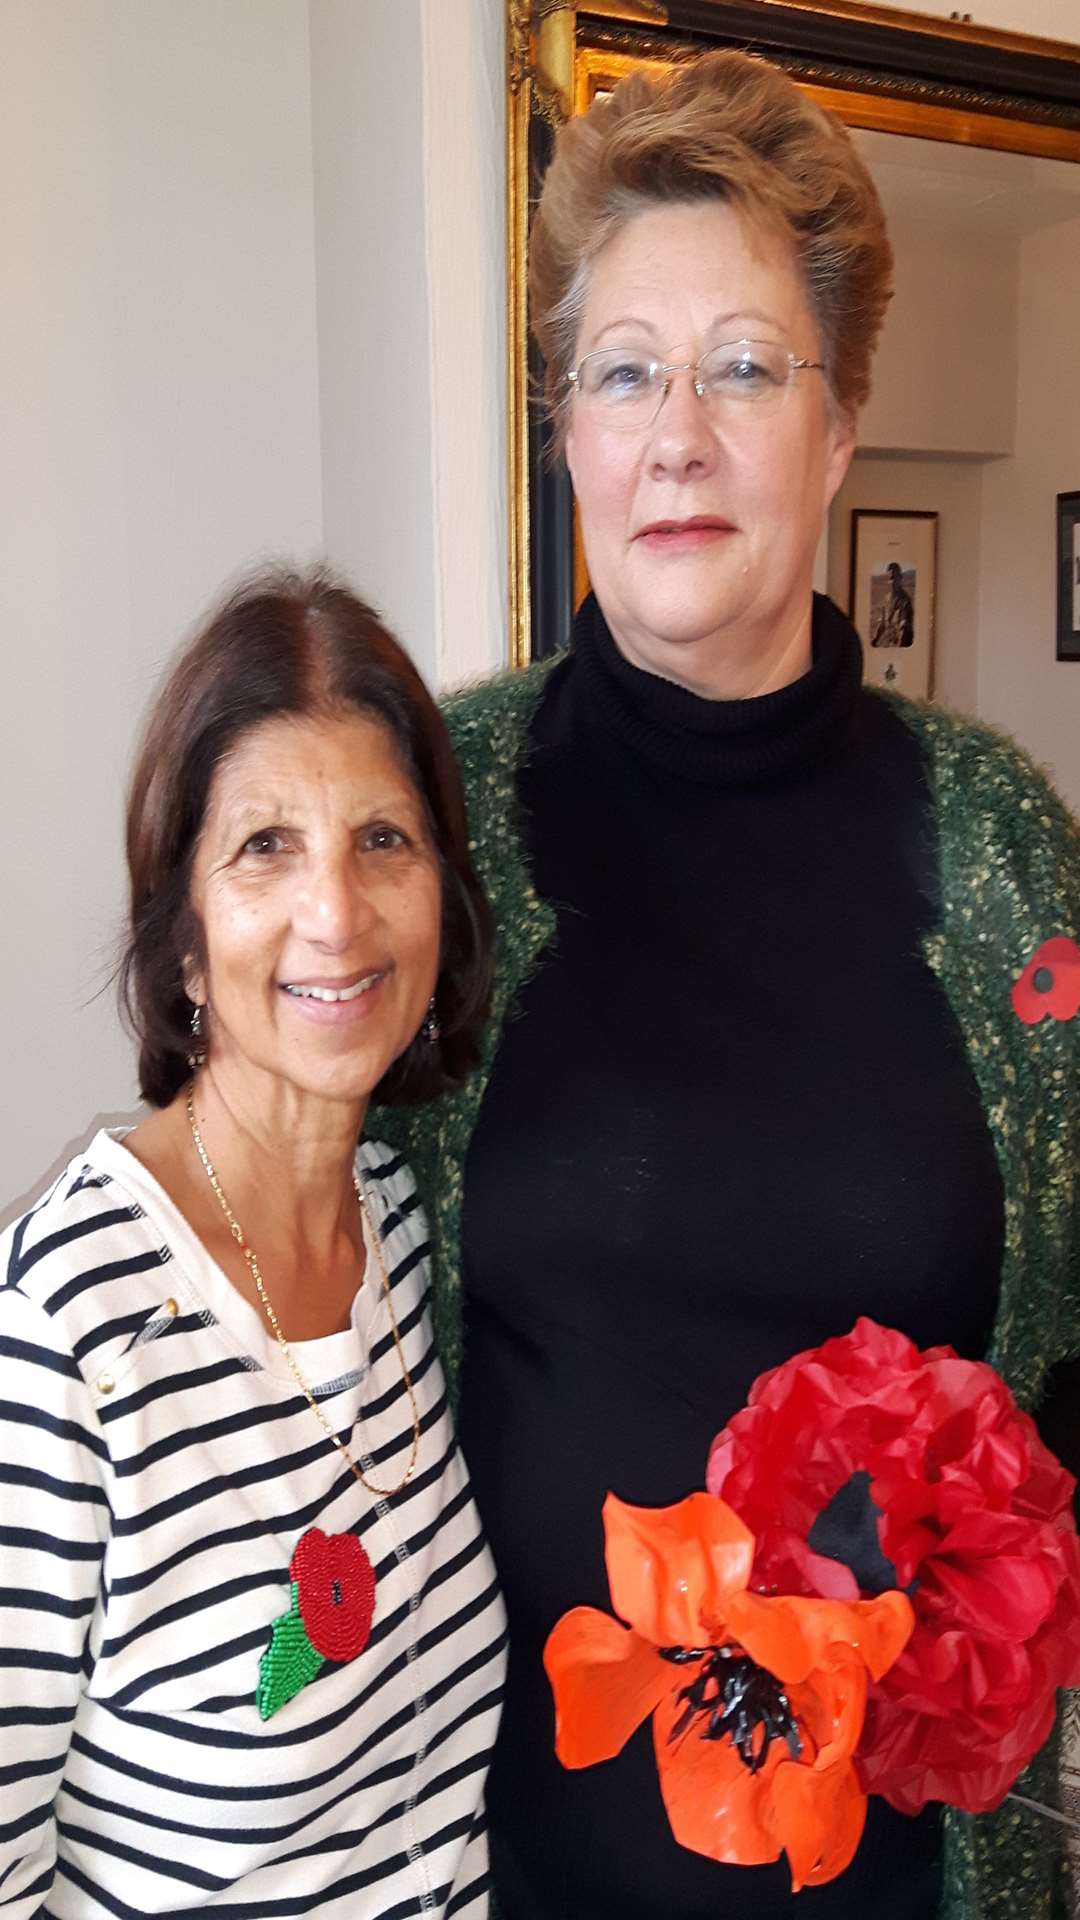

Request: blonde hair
left=529, top=49, right=893, bottom=437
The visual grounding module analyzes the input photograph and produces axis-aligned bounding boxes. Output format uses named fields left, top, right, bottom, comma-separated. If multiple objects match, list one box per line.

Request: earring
left=187, top=1003, right=206, bottom=1070
left=421, top=996, right=441, bottom=1045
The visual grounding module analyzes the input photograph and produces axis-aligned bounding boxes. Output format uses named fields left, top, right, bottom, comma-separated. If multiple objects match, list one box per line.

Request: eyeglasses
left=567, top=339, right=825, bottom=430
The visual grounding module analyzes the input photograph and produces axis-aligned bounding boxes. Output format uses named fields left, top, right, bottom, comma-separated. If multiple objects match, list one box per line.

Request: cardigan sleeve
left=894, top=694, right=1080, bottom=1405
left=1030, top=775, right=1080, bottom=1378
left=989, top=743, right=1080, bottom=1390
left=0, top=1283, right=110, bottom=1917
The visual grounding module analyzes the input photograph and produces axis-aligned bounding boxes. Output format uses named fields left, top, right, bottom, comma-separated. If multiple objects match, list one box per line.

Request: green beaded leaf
left=256, top=1583, right=323, bottom=1721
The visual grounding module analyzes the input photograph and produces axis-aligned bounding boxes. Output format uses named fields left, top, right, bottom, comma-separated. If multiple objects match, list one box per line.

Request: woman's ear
left=564, top=423, right=578, bottom=494
left=182, top=957, right=206, bottom=1009
left=824, top=406, right=856, bottom=511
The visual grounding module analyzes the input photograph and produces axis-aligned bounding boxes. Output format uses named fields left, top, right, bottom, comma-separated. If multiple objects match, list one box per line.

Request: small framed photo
left=849, top=510, right=939, bottom=700
left=1056, top=491, right=1080, bottom=662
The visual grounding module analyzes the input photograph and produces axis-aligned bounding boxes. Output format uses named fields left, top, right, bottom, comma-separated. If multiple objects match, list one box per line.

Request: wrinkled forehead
left=199, top=708, right=417, bottom=835
left=575, top=197, right=813, bottom=357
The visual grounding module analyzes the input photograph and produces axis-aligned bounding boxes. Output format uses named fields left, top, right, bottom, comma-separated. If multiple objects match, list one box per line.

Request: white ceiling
left=852, top=126, right=1080, bottom=237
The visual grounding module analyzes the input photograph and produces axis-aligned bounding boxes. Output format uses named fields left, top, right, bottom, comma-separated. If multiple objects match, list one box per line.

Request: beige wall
left=828, top=455, right=984, bottom=715
left=977, top=212, right=1080, bottom=813
left=869, top=0, right=1080, bottom=38
left=860, top=222, right=1018, bottom=458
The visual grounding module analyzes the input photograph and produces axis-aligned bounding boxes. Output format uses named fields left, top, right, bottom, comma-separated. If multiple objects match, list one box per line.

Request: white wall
left=419, top=0, right=508, bottom=690
left=1, top=0, right=324, bottom=1213
left=1, top=0, right=506, bottom=1217
left=977, top=212, right=1080, bottom=813
left=309, top=0, right=506, bottom=692
left=310, top=0, right=439, bottom=684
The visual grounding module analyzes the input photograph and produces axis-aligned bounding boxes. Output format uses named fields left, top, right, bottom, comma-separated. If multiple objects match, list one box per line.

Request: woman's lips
left=635, top=517, right=736, bottom=552
left=277, top=972, right=388, bottom=1027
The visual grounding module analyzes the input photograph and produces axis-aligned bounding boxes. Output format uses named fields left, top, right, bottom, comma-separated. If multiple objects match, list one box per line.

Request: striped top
left=0, top=1129, right=505, bottom=1918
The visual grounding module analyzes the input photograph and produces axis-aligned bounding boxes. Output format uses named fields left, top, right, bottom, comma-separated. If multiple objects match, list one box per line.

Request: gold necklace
left=186, top=1083, right=420, bottom=1498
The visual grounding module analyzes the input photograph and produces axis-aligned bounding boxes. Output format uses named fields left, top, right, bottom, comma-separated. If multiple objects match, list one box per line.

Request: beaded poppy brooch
left=257, top=1527, right=376, bottom=1720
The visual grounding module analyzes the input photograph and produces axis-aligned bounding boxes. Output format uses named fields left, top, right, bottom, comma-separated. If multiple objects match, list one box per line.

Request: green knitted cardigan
left=371, top=659, right=1080, bottom=1920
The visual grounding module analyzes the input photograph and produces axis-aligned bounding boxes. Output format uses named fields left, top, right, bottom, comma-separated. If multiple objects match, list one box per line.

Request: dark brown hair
left=120, top=565, right=493, bottom=1108
left=529, top=49, right=893, bottom=438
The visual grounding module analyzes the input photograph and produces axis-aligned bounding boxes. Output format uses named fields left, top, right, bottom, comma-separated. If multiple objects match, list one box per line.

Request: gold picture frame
left=507, top=0, right=1080, bottom=666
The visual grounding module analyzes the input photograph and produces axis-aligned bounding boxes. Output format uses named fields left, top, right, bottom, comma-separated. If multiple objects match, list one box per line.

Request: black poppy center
left=659, top=1643, right=802, bottom=1772
left=808, top=1469, right=903, bottom=1595
left=1033, top=966, right=1055, bottom=994
left=331, top=1579, right=343, bottom=1607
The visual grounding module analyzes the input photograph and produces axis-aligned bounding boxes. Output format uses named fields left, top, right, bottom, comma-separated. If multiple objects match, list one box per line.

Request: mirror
left=827, top=128, right=1080, bottom=731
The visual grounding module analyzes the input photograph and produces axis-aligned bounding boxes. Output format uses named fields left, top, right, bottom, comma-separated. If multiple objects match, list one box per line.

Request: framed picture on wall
left=1057, top=491, right=1080, bottom=662
left=850, top=509, right=938, bottom=700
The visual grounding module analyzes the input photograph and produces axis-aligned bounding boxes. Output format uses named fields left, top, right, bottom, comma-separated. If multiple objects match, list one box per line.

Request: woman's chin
left=612, top=596, right=757, bottom=669
left=611, top=561, right=759, bottom=649
left=208, top=1037, right=400, bottom=1114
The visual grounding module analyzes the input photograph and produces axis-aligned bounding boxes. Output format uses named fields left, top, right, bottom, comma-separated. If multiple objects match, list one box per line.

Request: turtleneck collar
left=572, top=591, right=864, bottom=787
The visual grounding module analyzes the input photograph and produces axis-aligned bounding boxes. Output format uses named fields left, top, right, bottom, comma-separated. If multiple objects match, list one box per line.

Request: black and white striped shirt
left=0, top=1130, right=505, bottom=1917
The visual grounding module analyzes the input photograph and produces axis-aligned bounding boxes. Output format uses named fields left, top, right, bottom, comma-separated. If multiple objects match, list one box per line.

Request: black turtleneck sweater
left=458, top=595, right=1005, bottom=1920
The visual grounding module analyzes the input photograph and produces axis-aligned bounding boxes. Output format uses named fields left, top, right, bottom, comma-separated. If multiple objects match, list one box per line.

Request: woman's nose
left=647, top=369, right=720, bottom=479
left=294, top=857, right=376, bottom=950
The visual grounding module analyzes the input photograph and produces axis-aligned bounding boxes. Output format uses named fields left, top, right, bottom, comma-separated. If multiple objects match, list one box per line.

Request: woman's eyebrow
left=704, top=307, right=779, bottom=334
left=214, top=787, right=427, bottom=836
left=210, top=796, right=285, bottom=839
left=589, top=306, right=782, bottom=349
left=590, top=315, right=661, bottom=344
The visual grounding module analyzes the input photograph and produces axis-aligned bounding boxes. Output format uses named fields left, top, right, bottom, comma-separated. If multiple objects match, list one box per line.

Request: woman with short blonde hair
left=530, top=52, right=892, bottom=429
left=377, top=49, right=1080, bottom=1920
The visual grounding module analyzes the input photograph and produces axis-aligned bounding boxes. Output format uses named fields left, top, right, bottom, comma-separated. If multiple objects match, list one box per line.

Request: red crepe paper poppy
left=707, top=1319, right=1080, bottom=1815
left=1011, top=935, right=1080, bottom=1025
left=544, top=1492, right=913, bottom=1892
left=292, top=1527, right=376, bottom=1663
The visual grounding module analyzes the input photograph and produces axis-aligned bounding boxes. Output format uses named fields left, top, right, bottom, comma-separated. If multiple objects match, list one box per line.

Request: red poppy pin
left=1011, top=935, right=1080, bottom=1026
left=257, top=1527, right=376, bottom=1720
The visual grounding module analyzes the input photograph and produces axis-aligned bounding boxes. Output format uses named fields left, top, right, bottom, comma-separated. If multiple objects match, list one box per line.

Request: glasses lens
left=699, top=341, right=791, bottom=405
left=575, top=350, right=660, bottom=421
left=571, top=341, right=807, bottom=429
left=698, top=341, right=792, bottom=407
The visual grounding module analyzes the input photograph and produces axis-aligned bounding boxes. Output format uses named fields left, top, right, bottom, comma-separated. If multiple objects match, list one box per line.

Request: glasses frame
left=566, top=340, right=826, bottom=430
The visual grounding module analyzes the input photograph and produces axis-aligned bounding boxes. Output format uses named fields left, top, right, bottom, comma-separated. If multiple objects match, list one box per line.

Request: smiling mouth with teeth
left=283, top=974, right=382, bottom=1004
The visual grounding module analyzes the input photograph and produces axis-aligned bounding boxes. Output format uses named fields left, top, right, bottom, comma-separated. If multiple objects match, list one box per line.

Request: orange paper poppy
left=544, top=1493, right=913, bottom=1893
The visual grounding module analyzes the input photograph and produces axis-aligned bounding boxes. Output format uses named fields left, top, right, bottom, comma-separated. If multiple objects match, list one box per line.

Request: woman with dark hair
left=370, top=47, right=1080, bottom=1920
left=0, top=567, right=502, bottom=1918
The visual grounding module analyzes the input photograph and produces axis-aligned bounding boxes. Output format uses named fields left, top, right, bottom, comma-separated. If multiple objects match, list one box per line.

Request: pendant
left=257, top=1527, right=376, bottom=1721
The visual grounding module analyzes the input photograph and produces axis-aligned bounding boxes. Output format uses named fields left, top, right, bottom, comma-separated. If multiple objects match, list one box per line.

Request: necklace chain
left=186, top=1083, right=420, bottom=1499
